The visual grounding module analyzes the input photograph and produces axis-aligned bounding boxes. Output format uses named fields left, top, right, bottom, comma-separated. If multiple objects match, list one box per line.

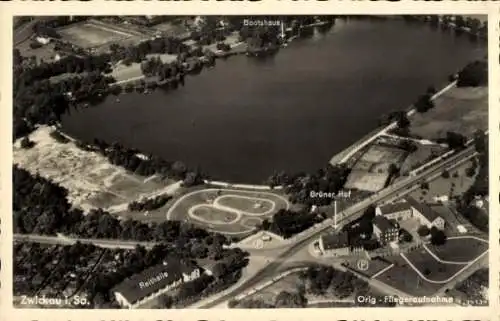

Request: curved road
left=199, top=145, right=478, bottom=308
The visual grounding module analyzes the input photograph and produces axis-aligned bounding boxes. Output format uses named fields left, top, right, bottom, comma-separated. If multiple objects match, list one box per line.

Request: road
left=198, top=145, right=478, bottom=308
left=14, top=144, right=479, bottom=307
left=13, top=234, right=156, bottom=250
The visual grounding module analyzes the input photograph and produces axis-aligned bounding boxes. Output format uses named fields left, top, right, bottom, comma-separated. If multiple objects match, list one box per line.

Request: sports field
left=345, top=144, right=407, bottom=192
left=58, top=22, right=140, bottom=49
left=167, top=188, right=290, bottom=235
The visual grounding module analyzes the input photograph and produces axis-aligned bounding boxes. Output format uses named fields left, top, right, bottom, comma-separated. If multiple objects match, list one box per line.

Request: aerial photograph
left=12, top=15, right=489, bottom=309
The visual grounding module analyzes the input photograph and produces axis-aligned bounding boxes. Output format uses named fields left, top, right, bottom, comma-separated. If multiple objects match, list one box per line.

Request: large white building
left=113, top=259, right=201, bottom=309
left=376, top=197, right=445, bottom=230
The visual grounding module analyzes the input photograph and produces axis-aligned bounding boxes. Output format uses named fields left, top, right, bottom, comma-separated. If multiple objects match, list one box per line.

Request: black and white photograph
left=8, top=13, right=491, bottom=311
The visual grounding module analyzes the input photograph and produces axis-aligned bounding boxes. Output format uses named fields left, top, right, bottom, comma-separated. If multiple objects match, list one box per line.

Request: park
left=166, top=188, right=291, bottom=235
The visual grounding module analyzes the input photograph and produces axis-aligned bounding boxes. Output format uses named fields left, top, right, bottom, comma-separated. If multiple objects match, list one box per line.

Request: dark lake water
left=62, top=19, right=486, bottom=184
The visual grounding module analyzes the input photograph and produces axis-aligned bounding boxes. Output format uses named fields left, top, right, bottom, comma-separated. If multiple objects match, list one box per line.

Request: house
left=373, top=216, right=399, bottom=245
left=113, top=259, right=201, bottom=309
left=405, top=197, right=446, bottom=229
left=319, top=231, right=362, bottom=257
left=376, top=202, right=413, bottom=221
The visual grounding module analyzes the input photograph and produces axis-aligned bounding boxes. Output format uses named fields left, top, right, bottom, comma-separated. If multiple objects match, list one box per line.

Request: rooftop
left=321, top=231, right=349, bottom=250
left=373, top=215, right=397, bottom=233
left=405, top=197, right=440, bottom=222
left=378, top=202, right=412, bottom=215
left=112, top=258, right=197, bottom=305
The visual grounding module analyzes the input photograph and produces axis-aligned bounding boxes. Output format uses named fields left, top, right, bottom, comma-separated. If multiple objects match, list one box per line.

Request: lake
left=61, top=18, right=486, bottom=184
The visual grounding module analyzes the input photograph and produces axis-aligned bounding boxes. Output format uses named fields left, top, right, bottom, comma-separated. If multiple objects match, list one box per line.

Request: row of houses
left=319, top=197, right=446, bottom=257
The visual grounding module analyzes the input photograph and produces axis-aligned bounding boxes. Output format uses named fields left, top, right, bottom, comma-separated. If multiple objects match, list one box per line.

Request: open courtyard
left=166, top=188, right=290, bottom=236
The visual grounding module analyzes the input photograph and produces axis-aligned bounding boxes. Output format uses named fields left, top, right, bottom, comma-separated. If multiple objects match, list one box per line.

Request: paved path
left=400, top=249, right=489, bottom=284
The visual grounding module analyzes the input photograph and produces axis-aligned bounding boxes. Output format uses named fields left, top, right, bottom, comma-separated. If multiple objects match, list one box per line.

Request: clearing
left=410, top=86, right=488, bottom=140
left=13, top=126, right=177, bottom=212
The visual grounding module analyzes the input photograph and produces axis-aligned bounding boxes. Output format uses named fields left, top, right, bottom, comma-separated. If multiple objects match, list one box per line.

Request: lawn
left=190, top=205, right=240, bottom=224
left=216, top=195, right=274, bottom=214
left=58, top=22, right=131, bottom=48
left=402, top=248, right=467, bottom=283
left=425, top=236, right=488, bottom=263
left=408, top=159, right=477, bottom=204
left=374, top=255, right=443, bottom=296
left=410, top=86, right=488, bottom=140
left=400, top=144, right=447, bottom=173
left=167, top=188, right=289, bottom=235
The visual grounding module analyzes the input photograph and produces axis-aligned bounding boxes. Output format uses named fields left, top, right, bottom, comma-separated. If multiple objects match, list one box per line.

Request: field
left=345, top=144, right=407, bottom=192
left=374, top=255, right=443, bottom=296
left=167, top=188, right=290, bottom=236
left=375, top=236, right=488, bottom=297
left=13, top=126, right=177, bottom=211
left=15, top=40, right=58, bottom=65
left=425, top=236, right=488, bottom=263
left=58, top=22, right=139, bottom=49
left=408, top=158, right=477, bottom=204
left=402, top=248, right=469, bottom=283
left=410, top=86, right=488, bottom=140
left=400, top=144, right=447, bottom=174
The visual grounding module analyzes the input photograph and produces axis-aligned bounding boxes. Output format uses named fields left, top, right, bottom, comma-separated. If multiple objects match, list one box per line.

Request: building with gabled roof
left=376, top=202, right=413, bottom=222
left=112, top=258, right=201, bottom=309
left=405, top=197, right=445, bottom=229
left=373, top=216, right=399, bottom=245
left=318, top=231, right=362, bottom=257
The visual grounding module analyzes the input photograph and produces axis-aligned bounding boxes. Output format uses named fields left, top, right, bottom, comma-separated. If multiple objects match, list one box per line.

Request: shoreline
left=329, top=80, right=458, bottom=166
left=33, top=17, right=486, bottom=188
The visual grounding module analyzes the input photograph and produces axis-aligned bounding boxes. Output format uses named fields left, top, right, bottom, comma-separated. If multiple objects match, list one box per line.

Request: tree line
left=15, top=165, right=218, bottom=245
left=128, top=194, right=172, bottom=212
left=259, top=209, right=326, bottom=239
left=456, top=131, right=488, bottom=232
left=266, top=164, right=351, bottom=207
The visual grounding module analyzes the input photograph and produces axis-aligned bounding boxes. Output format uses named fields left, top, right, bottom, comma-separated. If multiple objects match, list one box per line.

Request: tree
left=441, top=170, right=450, bottom=179
left=396, top=111, right=410, bottom=129
left=399, top=229, right=413, bottom=243
left=445, top=132, right=466, bottom=150
left=417, top=225, right=430, bottom=236
left=160, top=295, right=174, bottom=308
left=20, top=137, right=35, bottom=149
left=430, top=227, right=447, bottom=245
left=211, top=262, right=227, bottom=279
left=457, top=61, right=487, bottom=87
left=414, top=94, right=434, bottom=113
left=473, top=130, right=486, bottom=153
